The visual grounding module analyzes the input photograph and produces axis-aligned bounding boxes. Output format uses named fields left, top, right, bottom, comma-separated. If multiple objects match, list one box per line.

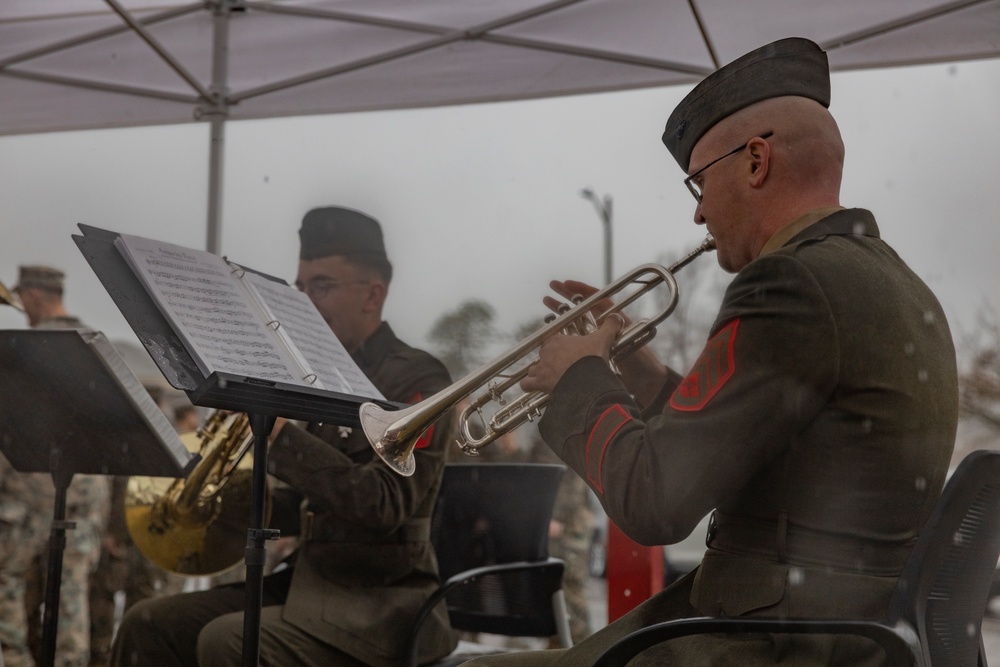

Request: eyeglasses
left=297, top=279, right=369, bottom=299
left=684, top=131, right=774, bottom=203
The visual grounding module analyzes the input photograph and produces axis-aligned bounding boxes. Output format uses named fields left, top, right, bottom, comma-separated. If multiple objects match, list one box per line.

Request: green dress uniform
left=269, top=322, right=458, bottom=666
left=111, top=322, right=457, bottom=667
left=464, top=209, right=959, bottom=666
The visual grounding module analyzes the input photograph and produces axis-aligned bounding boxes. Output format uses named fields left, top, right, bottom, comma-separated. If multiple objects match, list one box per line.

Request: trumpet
left=124, top=410, right=269, bottom=576
left=361, top=235, right=716, bottom=476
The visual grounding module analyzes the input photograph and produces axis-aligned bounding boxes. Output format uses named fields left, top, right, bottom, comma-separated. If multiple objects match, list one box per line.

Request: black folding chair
left=405, top=462, right=572, bottom=667
left=593, top=450, right=1000, bottom=667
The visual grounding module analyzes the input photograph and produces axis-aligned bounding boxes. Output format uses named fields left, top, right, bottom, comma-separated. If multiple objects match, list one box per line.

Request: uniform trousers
left=110, top=568, right=365, bottom=667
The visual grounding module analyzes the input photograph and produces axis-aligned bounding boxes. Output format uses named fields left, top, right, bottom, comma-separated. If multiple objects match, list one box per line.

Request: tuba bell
left=124, top=410, right=270, bottom=576
left=362, top=235, right=716, bottom=476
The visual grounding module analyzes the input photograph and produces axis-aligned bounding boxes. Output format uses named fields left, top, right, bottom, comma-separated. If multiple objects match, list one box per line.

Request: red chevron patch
left=669, top=319, right=739, bottom=412
left=585, top=404, right=632, bottom=494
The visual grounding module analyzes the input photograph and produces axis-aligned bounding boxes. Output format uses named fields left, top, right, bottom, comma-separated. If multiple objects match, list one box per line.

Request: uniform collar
left=759, top=207, right=879, bottom=257
left=352, top=321, right=394, bottom=373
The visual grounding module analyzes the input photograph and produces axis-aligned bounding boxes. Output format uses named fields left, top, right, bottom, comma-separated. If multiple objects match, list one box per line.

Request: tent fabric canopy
left=3, top=0, right=998, bottom=252
left=4, top=0, right=1000, bottom=136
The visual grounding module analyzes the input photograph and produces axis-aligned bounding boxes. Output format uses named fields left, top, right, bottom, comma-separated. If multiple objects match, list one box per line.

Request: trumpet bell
left=361, top=402, right=418, bottom=477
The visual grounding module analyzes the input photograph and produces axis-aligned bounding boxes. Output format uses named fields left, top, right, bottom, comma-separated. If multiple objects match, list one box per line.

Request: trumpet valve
left=486, top=381, right=507, bottom=405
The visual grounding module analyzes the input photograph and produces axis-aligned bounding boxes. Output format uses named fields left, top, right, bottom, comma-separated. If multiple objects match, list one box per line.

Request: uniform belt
left=304, top=512, right=431, bottom=544
left=706, top=510, right=915, bottom=576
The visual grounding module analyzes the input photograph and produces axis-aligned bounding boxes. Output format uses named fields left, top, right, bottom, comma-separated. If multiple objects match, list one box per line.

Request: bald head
left=687, top=96, right=846, bottom=272
left=702, top=95, right=845, bottom=206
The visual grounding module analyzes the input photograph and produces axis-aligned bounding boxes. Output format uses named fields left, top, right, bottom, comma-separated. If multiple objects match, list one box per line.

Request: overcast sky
left=1, top=56, right=999, bottom=380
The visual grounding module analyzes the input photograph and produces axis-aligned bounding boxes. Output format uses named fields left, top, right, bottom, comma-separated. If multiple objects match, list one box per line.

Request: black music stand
left=74, top=224, right=401, bottom=667
left=0, top=329, right=192, bottom=667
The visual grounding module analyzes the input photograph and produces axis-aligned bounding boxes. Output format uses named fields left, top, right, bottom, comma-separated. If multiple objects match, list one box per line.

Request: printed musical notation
left=242, top=272, right=382, bottom=398
left=114, top=234, right=383, bottom=400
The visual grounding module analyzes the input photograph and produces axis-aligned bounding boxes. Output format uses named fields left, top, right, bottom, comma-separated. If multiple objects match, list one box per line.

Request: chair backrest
left=431, top=462, right=565, bottom=637
left=888, top=449, right=1000, bottom=667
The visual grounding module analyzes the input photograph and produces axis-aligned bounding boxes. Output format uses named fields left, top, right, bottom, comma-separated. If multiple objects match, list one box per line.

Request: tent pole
left=203, top=1, right=233, bottom=255
left=207, top=113, right=225, bottom=255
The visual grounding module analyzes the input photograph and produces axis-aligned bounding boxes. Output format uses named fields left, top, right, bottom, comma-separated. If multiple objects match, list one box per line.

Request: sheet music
left=114, top=234, right=300, bottom=383
left=239, top=270, right=385, bottom=400
left=84, top=331, right=193, bottom=472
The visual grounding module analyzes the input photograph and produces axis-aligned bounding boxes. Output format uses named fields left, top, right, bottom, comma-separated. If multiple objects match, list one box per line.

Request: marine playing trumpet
left=361, top=235, right=716, bottom=476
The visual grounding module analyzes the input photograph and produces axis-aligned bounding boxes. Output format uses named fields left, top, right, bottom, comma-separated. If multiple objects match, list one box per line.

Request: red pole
left=605, top=521, right=663, bottom=622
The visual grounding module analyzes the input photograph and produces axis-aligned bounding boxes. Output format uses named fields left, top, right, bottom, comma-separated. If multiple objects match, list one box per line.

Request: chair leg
left=551, top=590, right=573, bottom=648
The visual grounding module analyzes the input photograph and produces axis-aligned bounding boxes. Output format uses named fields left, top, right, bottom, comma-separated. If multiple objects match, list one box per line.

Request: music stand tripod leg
left=40, top=448, right=75, bottom=667
left=241, top=413, right=278, bottom=667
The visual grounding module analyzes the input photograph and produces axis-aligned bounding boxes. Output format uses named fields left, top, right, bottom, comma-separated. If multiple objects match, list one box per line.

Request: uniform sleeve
left=539, top=254, right=839, bottom=545
left=267, top=353, right=456, bottom=534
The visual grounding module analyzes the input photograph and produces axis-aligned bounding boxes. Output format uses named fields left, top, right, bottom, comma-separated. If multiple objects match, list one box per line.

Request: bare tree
left=503, top=253, right=729, bottom=382
left=511, top=315, right=546, bottom=344
left=645, top=249, right=732, bottom=372
left=959, top=301, right=1000, bottom=432
left=427, top=298, right=498, bottom=378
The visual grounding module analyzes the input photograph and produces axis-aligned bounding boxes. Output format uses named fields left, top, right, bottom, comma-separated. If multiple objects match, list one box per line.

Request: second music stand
left=0, top=329, right=192, bottom=667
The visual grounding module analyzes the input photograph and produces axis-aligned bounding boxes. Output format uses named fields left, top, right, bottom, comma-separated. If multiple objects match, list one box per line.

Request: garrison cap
left=13, top=265, right=65, bottom=293
left=663, top=37, right=831, bottom=172
left=298, top=206, right=388, bottom=261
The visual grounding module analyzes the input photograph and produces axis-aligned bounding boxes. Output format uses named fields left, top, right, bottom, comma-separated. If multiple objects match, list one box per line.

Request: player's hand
left=521, top=315, right=624, bottom=394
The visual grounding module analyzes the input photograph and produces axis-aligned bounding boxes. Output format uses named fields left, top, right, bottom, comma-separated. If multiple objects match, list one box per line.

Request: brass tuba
left=361, top=235, right=716, bottom=476
left=124, top=410, right=269, bottom=576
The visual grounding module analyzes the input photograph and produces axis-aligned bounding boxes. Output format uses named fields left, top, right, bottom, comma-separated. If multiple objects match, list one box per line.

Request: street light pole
left=581, top=188, right=664, bottom=622
left=580, top=187, right=613, bottom=286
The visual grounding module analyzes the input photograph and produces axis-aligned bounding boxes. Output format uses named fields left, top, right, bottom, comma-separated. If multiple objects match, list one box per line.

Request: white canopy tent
left=3, top=0, right=999, bottom=252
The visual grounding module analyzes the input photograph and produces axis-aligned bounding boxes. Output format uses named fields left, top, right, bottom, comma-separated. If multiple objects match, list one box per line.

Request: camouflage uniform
left=0, top=315, right=111, bottom=667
